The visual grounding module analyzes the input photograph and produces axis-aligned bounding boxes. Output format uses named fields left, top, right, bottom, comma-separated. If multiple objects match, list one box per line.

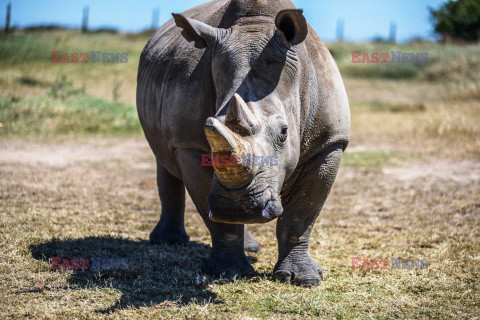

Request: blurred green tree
left=430, top=0, right=480, bottom=42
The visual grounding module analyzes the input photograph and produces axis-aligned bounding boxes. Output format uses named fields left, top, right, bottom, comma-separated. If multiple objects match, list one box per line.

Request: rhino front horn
left=204, top=117, right=253, bottom=186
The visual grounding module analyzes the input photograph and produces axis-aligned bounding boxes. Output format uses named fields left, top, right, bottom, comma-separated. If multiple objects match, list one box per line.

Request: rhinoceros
left=137, top=0, right=350, bottom=286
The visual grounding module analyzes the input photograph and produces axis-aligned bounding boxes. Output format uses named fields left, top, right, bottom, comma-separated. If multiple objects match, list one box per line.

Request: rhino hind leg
left=149, top=161, right=190, bottom=245
left=244, top=226, right=260, bottom=253
left=274, top=143, right=343, bottom=286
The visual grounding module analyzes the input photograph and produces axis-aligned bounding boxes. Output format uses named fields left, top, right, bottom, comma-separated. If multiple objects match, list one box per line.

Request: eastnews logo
left=351, top=257, right=428, bottom=270
left=201, top=154, right=279, bottom=167
left=51, top=51, right=128, bottom=63
left=50, top=257, right=129, bottom=271
left=351, top=51, right=428, bottom=64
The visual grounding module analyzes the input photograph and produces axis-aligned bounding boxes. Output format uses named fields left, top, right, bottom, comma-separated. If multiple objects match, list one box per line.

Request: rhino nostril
left=262, top=199, right=283, bottom=220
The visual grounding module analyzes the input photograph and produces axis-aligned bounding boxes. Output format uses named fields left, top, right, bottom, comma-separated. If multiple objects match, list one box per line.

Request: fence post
left=5, top=3, right=11, bottom=32
left=81, top=6, right=89, bottom=33
left=389, top=21, right=397, bottom=43
left=151, top=8, right=160, bottom=30
left=336, top=18, right=344, bottom=42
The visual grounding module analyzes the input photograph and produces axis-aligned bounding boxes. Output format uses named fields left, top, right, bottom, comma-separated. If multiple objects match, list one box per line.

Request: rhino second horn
left=204, top=117, right=254, bottom=185
left=226, top=94, right=260, bottom=134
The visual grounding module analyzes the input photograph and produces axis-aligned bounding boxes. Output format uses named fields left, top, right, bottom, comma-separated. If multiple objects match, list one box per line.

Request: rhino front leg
left=202, top=223, right=254, bottom=278
left=150, top=161, right=189, bottom=245
left=175, top=149, right=254, bottom=278
left=274, top=143, right=343, bottom=286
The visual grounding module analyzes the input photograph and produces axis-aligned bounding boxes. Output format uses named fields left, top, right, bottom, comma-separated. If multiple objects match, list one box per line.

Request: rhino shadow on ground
left=29, top=236, right=224, bottom=312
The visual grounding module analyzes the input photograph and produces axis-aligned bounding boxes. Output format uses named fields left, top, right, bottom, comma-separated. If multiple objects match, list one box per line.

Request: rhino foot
left=244, top=241, right=260, bottom=253
left=244, top=227, right=260, bottom=253
left=273, top=254, right=323, bottom=287
left=202, top=245, right=254, bottom=279
left=149, top=227, right=190, bottom=245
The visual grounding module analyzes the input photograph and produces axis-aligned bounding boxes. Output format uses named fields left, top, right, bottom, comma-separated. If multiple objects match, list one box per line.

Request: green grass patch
left=342, top=150, right=414, bottom=169
left=343, top=60, right=423, bottom=79
left=0, top=33, right=56, bottom=63
left=327, top=42, right=480, bottom=81
left=0, top=79, right=141, bottom=136
left=0, top=32, right=147, bottom=65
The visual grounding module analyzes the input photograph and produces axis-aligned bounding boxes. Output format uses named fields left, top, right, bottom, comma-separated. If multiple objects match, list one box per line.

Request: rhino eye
left=280, top=125, right=288, bottom=142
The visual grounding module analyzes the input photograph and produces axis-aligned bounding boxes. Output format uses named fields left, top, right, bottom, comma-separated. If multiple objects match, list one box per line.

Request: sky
left=2, top=0, right=448, bottom=42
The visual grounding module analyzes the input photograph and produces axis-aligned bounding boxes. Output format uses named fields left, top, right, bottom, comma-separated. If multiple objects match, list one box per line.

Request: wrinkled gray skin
left=137, top=0, right=350, bottom=286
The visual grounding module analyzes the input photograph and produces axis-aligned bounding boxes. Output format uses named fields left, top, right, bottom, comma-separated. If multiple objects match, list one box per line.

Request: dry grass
left=416, top=112, right=478, bottom=137
left=448, top=81, right=480, bottom=101
left=0, top=138, right=479, bottom=319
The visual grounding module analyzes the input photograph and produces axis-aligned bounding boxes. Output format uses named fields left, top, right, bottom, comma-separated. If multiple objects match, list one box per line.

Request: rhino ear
left=172, top=13, right=225, bottom=49
left=275, top=9, right=308, bottom=45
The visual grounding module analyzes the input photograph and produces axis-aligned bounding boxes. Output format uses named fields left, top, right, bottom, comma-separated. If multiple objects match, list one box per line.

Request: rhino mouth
left=207, top=179, right=283, bottom=224
left=209, top=199, right=283, bottom=224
